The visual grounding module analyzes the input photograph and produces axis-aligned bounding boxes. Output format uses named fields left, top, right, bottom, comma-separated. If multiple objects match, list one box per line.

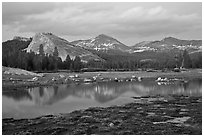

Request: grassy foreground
left=3, top=95, right=201, bottom=135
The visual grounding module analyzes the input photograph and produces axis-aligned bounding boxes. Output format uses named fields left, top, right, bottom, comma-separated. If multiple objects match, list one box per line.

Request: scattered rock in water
left=131, top=75, right=136, bottom=78
left=114, top=78, right=118, bottom=82
left=156, top=77, right=168, bottom=82
left=51, top=77, right=56, bottom=81
left=59, top=74, right=65, bottom=78
left=69, top=75, right=75, bottom=78
left=84, top=78, right=93, bottom=83
left=109, top=123, right=114, bottom=127
left=138, top=77, right=142, bottom=81
left=93, top=76, right=97, bottom=80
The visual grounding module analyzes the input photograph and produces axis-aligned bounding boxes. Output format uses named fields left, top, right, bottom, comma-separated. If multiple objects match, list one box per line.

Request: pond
left=2, top=78, right=202, bottom=119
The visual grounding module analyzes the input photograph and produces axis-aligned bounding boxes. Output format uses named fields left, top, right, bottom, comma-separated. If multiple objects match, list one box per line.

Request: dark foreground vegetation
left=3, top=95, right=201, bottom=135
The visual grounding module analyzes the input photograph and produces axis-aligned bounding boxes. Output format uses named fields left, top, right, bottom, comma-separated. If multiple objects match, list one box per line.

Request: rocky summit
left=71, top=34, right=131, bottom=52
left=24, top=33, right=102, bottom=62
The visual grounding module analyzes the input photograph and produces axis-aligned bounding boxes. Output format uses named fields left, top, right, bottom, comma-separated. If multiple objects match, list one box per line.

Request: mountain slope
left=24, top=33, right=102, bottom=62
left=3, top=37, right=31, bottom=53
left=71, top=34, right=131, bottom=52
left=132, top=37, right=202, bottom=53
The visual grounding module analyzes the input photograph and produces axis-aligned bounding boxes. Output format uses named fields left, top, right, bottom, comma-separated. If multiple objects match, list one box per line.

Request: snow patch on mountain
left=71, top=34, right=131, bottom=52
left=132, top=37, right=202, bottom=53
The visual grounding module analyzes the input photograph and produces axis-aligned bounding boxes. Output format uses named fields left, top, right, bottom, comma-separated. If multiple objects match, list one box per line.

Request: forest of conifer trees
left=2, top=39, right=202, bottom=72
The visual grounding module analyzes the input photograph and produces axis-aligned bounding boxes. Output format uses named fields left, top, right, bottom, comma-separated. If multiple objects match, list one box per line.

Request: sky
left=2, top=2, right=202, bottom=46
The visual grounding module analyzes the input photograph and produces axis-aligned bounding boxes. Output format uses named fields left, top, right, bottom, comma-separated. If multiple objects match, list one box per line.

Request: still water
left=2, top=78, right=202, bottom=119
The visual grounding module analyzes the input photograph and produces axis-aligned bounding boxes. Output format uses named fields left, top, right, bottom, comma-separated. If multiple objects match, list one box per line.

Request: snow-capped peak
left=71, top=34, right=131, bottom=52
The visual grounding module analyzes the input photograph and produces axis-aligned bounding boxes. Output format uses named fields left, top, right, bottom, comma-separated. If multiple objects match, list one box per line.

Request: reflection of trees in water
left=3, top=78, right=202, bottom=105
left=38, top=85, right=59, bottom=97
left=39, top=87, right=44, bottom=97
left=27, top=87, right=57, bottom=105
left=69, top=82, right=147, bottom=103
left=3, top=89, right=32, bottom=101
left=78, top=83, right=120, bottom=103
left=53, top=86, right=58, bottom=95
left=182, top=79, right=202, bottom=96
left=149, top=79, right=202, bottom=96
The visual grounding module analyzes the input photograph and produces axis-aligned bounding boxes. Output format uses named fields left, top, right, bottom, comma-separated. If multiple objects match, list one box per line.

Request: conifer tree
left=64, top=54, right=72, bottom=69
left=73, top=56, right=82, bottom=71
left=53, top=47, right=59, bottom=57
left=39, top=44, right=44, bottom=56
left=182, top=50, right=192, bottom=68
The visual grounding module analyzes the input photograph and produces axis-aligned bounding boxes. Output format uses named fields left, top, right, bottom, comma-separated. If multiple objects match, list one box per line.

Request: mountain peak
left=34, top=32, right=56, bottom=38
left=162, top=36, right=179, bottom=42
left=71, top=34, right=130, bottom=52
left=38, top=32, right=53, bottom=36
left=96, top=34, right=113, bottom=39
left=24, top=32, right=102, bottom=62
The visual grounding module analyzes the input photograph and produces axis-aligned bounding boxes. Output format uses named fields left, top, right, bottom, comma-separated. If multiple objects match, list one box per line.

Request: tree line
left=3, top=44, right=83, bottom=72
left=2, top=39, right=201, bottom=72
left=89, top=49, right=201, bottom=70
left=2, top=47, right=201, bottom=72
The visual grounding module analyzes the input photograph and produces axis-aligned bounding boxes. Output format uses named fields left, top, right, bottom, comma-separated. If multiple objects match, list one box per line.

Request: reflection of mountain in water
left=3, top=79, right=202, bottom=105
left=27, top=86, right=59, bottom=105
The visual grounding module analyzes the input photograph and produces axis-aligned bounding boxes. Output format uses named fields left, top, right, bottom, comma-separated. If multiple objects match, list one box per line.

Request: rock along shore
left=2, top=69, right=202, bottom=90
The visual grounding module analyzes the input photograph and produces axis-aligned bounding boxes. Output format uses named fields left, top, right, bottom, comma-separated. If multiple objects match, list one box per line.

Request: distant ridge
left=132, top=37, right=202, bottom=53
left=5, top=33, right=202, bottom=57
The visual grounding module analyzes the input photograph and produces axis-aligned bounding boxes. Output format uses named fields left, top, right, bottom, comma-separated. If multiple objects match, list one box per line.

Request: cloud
left=148, top=6, right=165, bottom=16
left=2, top=2, right=58, bottom=24
left=2, top=2, right=202, bottom=44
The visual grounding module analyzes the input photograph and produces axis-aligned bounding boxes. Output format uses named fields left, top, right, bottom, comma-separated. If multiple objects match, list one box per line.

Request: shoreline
left=2, top=69, right=202, bottom=90
left=2, top=95, right=202, bottom=135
